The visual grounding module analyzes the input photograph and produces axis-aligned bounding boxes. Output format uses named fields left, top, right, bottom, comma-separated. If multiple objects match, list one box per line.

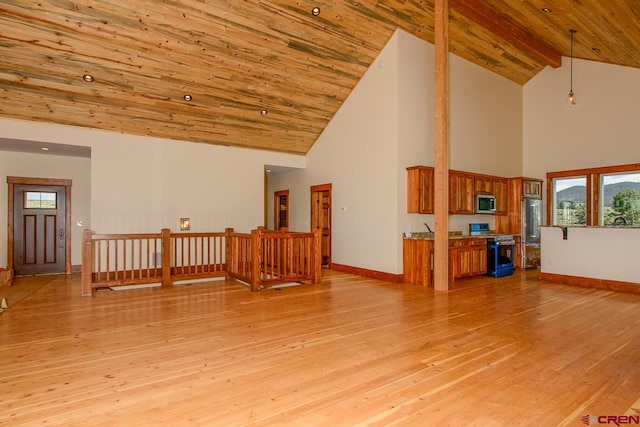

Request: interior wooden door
left=310, top=184, right=331, bottom=267
left=13, top=184, right=67, bottom=275
left=274, top=190, right=289, bottom=230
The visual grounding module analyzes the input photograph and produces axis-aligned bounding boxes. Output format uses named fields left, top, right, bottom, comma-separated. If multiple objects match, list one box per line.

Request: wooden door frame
left=310, top=183, right=332, bottom=267
left=273, top=189, right=289, bottom=230
left=7, top=176, right=72, bottom=274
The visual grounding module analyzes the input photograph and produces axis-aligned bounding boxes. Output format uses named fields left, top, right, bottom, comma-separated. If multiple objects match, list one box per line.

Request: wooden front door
left=310, top=184, right=331, bottom=267
left=274, top=190, right=289, bottom=230
left=12, top=183, right=67, bottom=275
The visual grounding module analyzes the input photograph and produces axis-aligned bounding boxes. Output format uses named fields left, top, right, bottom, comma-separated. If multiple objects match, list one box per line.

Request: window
left=547, top=163, right=640, bottom=227
left=552, top=177, right=586, bottom=226
left=24, top=191, right=57, bottom=209
left=601, top=172, right=640, bottom=226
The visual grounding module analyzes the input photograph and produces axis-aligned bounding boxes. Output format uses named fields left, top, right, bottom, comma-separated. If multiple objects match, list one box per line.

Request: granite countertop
left=542, top=225, right=640, bottom=229
left=404, top=232, right=521, bottom=240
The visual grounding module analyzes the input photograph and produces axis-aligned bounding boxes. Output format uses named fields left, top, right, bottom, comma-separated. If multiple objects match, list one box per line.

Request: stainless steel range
left=469, top=223, right=515, bottom=278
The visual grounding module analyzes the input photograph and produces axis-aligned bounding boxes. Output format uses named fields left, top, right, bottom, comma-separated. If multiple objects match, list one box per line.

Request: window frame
left=547, top=163, right=640, bottom=226
left=23, top=191, right=58, bottom=209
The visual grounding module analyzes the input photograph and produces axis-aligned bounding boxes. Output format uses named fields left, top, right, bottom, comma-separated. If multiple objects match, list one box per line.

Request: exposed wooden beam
left=450, top=0, right=562, bottom=68
left=434, top=0, right=450, bottom=292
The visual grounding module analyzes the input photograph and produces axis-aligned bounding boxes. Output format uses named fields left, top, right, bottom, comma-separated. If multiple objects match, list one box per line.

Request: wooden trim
left=7, top=181, right=14, bottom=272
left=547, top=163, right=640, bottom=178
left=546, top=162, right=640, bottom=226
left=7, top=177, right=73, bottom=186
left=331, top=263, right=404, bottom=284
left=586, top=173, right=592, bottom=226
left=592, top=173, right=600, bottom=226
left=6, top=176, right=73, bottom=274
left=540, top=272, right=640, bottom=295
left=273, top=189, right=289, bottom=230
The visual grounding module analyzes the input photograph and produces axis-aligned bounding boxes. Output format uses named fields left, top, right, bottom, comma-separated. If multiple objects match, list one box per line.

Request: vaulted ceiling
left=1, top=1, right=639, bottom=155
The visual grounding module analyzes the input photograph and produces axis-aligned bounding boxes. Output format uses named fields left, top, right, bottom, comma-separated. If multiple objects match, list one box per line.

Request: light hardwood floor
left=1, top=270, right=640, bottom=426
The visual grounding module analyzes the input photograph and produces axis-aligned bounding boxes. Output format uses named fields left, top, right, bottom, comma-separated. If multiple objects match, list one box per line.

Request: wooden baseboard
left=71, top=264, right=82, bottom=273
left=539, top=272, right=640, bottom=295
left=330, top=263, right=404, bottom=283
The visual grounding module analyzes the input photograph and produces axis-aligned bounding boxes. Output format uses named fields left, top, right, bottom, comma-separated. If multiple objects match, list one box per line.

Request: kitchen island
left=540, top=225, right=640, bottom=293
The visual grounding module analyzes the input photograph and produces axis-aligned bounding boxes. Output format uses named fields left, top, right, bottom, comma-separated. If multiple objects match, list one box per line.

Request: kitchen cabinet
left=513, top=235, right=522, bottom=270
left=452, top=238, right=487, bottom=278
left=449, top=170, right=475, bottom=214
left=403, top=237, right=487, bottom=286
left=495, top=177, right=544, bottom=235
left=474, top=174, right=508, bottom=216
left=406, top=166, right=434, bottom=214
left=523, top=178, right=543, bottom=199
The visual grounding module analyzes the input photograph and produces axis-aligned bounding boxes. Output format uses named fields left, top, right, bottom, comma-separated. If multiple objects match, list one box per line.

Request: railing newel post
left=312, top=228, right=322, bottom=284
left=225, top=227, right=233, bottom=280
left=250, top=228, right=261, bottom=292
left=81, top=229, right=94, bottom=296
left=161, top=228, right=171, bottom=287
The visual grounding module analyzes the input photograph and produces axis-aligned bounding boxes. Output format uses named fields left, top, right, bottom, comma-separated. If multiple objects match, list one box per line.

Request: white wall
left=0, top=118, right=305, bottom=269
left=270, top=29, right=523, bottom=275
left=0, top=151, right=91, bottom=267
left=541, top=226, right=640, bottom=284
left=523, top=57, right=640, bottom=180
left=398, top=31, right=523, bottom=238
left=525, top=59, right=640, bottom=284
left=269, top=30, right=401, bottom=274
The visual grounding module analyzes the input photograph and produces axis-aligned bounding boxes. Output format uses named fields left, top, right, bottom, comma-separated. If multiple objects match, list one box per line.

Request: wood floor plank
left=1, top=270, right=640, bottom=425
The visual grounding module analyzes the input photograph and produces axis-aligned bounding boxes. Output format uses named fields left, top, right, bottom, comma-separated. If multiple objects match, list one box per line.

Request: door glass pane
left=24, top=192, right=57, bottom=209
left=601, top=172, right=640, bottom=226
left=553, top=177, right=586, bottom=226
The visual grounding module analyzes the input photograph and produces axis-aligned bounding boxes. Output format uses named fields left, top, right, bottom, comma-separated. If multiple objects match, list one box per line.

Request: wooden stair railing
left=82, top=227, right=322, bottom=295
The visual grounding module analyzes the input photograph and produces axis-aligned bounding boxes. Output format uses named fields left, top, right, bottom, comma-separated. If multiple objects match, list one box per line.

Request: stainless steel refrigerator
left=521, top=198, right=542, bottom=269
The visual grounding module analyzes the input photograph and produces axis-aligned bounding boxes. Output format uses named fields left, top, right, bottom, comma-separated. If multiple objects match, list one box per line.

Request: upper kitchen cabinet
left=407, top=166, right=434, bottom=214
left=523, top=178, right=543, bottom=199
left=474, top=174, right=508, bottom=215
left=449, top=170, right=475, bottom=214
left=493, top=177, right=509, bottom=215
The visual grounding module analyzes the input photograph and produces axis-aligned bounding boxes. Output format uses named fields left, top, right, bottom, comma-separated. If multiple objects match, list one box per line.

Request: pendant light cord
left=570, top=29, right=576, bottom=93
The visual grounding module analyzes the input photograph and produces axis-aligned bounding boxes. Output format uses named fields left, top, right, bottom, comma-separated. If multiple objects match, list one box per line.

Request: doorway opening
left=274, top=190, right=289, bottom=230
left=7, top=177, right=72, bottom=275
left=310, top=183, right=331, bottom=267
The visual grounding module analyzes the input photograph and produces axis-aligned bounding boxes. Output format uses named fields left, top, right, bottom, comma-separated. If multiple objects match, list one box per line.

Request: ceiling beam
left=450, top=0, right=562, bottom=68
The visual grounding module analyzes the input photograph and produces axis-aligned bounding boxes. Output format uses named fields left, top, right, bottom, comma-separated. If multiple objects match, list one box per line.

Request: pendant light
left=568, top=29, right=577, bottom=105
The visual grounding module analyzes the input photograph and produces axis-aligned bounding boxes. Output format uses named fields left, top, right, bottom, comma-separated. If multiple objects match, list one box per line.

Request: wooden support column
left=434, top=0, right=450, bottom=291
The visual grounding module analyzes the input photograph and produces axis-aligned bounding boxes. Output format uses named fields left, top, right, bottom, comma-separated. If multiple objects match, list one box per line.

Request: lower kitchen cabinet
left=403, top=238, right=487, bottom=286
left=513, top=235, right=522, bottom=269
left=452, top=238, right=487, bottom=278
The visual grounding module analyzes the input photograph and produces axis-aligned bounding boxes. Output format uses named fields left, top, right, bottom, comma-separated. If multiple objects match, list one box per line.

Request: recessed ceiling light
left=541, top=7, right=552, bottom=13
left=311, top=7, right=320, bottom=16
left=183, top=94, right=193, bottom=102
left=260, top=109, right=268, bottom=116
left=82, top=74, right=94, bottom=82
left=41, top=147, right=49, bottom=151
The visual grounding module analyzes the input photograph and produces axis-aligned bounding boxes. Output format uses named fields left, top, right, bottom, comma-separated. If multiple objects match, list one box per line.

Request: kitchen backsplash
left=402, top=214, right=496, bottom=236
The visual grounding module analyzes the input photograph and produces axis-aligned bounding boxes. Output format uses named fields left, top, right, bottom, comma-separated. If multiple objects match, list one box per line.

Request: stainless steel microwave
left=475, top=194, right=496, bottom=214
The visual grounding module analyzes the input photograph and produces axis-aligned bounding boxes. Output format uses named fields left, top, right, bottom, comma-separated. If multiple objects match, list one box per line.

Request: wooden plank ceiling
left=1, top=1, right=639, bottom=155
